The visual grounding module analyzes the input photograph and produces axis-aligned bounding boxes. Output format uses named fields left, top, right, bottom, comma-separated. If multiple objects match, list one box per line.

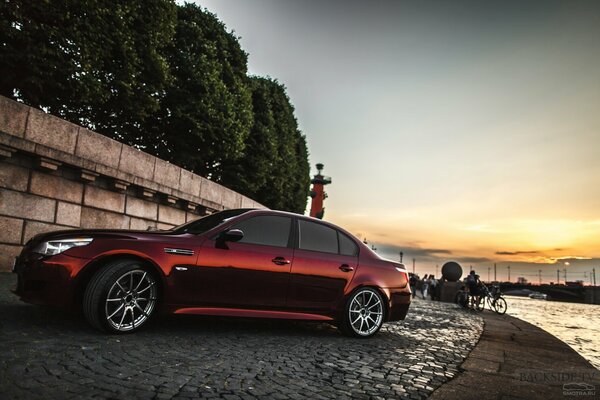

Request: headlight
left=33, top=238, right=93, bottom=256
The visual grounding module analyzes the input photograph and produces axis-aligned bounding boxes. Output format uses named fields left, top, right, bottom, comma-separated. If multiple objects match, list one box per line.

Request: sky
left=195, top=0, right=600, bottom=283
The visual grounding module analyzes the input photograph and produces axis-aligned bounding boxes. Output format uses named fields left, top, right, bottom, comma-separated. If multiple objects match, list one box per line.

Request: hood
left=26, top=228, right=183, bottom=247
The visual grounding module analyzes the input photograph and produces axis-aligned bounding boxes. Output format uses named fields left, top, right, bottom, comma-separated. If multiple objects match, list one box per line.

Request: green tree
left=220, top=77, right=278, bottom=199
left=147, top=4, right=253, bottom=179
left=0, top=0, right=176, bottom=146
left=222, top=77, right=310, bottom=213
left=290, top=131, right=311, bottom=213
left=0, top=1, right=309, bottom=211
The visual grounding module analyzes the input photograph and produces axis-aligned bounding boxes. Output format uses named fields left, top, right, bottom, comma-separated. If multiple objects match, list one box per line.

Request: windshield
left=171, top=209, right=253, bottom=235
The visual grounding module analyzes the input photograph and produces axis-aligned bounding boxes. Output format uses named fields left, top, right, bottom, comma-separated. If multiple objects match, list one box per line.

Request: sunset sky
left=197, top=0, right=600, bottom=283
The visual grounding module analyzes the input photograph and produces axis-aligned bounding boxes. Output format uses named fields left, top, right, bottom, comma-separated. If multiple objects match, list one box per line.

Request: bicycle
left=455, top=284, right=507, bottom=315
left=455, top=289, right=479, bottom=310
left=475, top=284, right=507, bottom=315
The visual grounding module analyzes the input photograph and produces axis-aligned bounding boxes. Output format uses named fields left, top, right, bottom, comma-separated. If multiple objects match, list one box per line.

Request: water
left=504, top=296, right=600, bottom=370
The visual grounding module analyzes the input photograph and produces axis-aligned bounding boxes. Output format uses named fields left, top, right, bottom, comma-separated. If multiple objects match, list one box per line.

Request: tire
left=493, top=297, right=507, bottom=315
left=340, top=287, right=385, bottom=338
left=455, top=290, right=469, bottom=308
left=486, top=297, right=495, bottom=311
left=475, top=296, right=485, bottom=311
left=83, top=260, right=158, bottom=333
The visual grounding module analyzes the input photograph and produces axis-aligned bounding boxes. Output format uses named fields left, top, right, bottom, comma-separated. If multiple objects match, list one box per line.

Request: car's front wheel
left=83, top=260, right=158, bottom=333
left=340, top=287, right=385, bottom=338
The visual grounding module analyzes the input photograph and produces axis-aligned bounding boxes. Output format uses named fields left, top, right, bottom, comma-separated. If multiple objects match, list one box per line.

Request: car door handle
left=272, top=257, right=291, bottom=266
left=339, top=264, right=354, bottom=272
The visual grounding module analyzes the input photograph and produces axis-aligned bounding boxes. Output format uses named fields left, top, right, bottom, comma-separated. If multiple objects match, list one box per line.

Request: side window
left=298, top=220, right=338, bottom=254
left=339, top=232, right=358, bottom=257
left=231, top=216, right=291, bottom=248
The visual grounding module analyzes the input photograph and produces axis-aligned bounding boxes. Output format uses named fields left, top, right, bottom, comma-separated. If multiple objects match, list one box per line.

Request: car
left=13, top=208, right=411, bottom=337
left=528, top=292, right=548, bottom=300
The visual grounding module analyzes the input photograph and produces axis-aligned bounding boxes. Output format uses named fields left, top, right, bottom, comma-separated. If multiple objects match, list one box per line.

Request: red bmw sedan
left=13, top=209, right=411, bottom=337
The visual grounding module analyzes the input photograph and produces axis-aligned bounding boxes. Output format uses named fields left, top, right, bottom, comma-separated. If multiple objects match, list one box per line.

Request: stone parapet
left=0, top=95, right=265, bottom=271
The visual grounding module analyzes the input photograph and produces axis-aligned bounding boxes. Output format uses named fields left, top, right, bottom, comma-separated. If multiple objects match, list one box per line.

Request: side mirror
left=215, top=229, right=244, bottom=249
left=220, top=229, right=244, bottom=242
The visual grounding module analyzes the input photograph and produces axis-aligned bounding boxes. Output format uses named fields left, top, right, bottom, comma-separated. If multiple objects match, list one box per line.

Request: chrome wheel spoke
left=130, top=308, right=136, bottom=329
left=136, top=297, right=155, bottom=302
left=106, top=298, right=122, bottom=302
left=107, top=303, right=124, bottom=320
left=366, top=315, right=376, bottom=327
left=366, top=292, right=374, bottom=307
left=137, top=283, right=154, bottom=295
left=134, top=272, right=147, bottom=291
left=135, top=303, right=149, bottom=317
left=116, top=280, right=128, bottom=293
left=117, top=309, right=127, bottom=330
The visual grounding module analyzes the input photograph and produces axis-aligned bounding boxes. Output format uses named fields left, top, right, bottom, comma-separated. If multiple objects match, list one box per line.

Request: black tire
left=455, top=290, right=469, bottom=308
left=83, top=260, right=158, bottom=333
left=475, top=296, right=485, bottom=311
left=340, top=287, right=385, bottom=338
left=493, top=297, right=507, bottom=315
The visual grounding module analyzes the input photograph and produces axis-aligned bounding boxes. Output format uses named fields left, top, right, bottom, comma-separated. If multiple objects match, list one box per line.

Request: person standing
left=429, top=275, right=438, bottom=300
left=422, top=275, right=429, bottom=299
left=409, top=273, right=418, bottom=298
left=466, top=270, right=481, bottom=307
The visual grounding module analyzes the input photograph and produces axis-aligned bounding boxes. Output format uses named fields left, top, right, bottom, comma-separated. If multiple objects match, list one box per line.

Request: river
left=504, top=295, right=600, bottom=370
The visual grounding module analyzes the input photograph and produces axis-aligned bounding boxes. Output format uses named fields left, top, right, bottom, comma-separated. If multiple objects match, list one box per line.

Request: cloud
left=456, top=256, right=493, bottom=264
left=376, top=243, right=452, bottom=258
left=496, top=250, right=540, bottom=255
left=550, top=256, right=592, bottom=262
left=373, top=243, right=457, bottom=266
left=494, top=249, right=574, bottom=263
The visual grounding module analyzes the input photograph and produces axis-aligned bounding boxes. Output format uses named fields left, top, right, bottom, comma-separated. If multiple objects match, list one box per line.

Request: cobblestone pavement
left=0, top=274, right=483, bottom=400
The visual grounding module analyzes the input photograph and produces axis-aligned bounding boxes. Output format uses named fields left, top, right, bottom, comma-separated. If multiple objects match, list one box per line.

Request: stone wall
left=0, top=96, right=264, bottom=271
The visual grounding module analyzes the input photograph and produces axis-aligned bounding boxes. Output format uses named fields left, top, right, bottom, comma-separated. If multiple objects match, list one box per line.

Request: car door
left=288, top=219, right=359, bottom=313
left=193, top=214, right=294, bottom=309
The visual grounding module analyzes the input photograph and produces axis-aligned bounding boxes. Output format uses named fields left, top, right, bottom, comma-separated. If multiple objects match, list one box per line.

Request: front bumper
left=13, top=253, right=90, bottom=308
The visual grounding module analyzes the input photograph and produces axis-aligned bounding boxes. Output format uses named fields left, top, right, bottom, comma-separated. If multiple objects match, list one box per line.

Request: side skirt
left=170, top=307, right=334, bottom=321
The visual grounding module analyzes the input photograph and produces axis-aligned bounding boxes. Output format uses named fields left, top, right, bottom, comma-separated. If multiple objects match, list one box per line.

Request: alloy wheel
left=348, top=289, right=384, bottom=336
left=105, top=269, right=157, bottom=332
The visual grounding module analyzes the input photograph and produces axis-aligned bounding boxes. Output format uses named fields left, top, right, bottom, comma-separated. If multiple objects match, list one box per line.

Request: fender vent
left=164, top=248, right=194, bottom=256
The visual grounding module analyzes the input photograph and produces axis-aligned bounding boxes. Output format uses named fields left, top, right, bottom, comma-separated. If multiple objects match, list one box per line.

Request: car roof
left=236, top=208, right=360, bottom=241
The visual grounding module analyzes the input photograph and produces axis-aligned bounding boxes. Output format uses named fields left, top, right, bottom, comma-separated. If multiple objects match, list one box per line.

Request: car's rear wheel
left=83, top=260, right=158, bottom=333
left=341, top=287, right=385, bottom=338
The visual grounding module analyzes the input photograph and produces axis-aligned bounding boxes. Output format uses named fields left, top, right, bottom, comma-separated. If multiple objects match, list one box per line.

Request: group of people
left=408, top=273, right=440, bottom=301
left=407, top=269, right=484, bottom=302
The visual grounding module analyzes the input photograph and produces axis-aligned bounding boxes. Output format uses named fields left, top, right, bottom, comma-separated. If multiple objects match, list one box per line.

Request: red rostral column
left=309, top=163, right=332, bottom=219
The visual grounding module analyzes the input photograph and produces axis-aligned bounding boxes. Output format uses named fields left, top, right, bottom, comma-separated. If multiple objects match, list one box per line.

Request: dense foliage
left=221, top=77, right=310, bottom=213
left=0, top=0, right=176, bottom=144
left=0, top=1, right=310, bottom=213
